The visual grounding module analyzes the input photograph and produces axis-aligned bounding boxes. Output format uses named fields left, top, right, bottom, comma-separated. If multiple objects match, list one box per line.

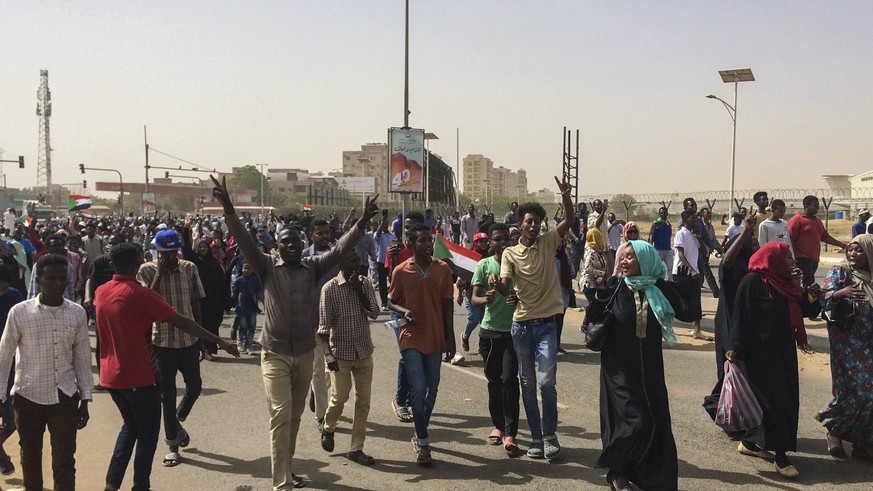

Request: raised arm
left=554, top=176, right=576, bottom=238
left=210, top=175, right=268, bottom=276
left=722, top=215, right=754, bottom=269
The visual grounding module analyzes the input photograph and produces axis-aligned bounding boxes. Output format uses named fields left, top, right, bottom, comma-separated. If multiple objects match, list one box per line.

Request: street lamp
left=424, top=132, right=438, bottom=209
left=707, top=67, right=755, bottom=215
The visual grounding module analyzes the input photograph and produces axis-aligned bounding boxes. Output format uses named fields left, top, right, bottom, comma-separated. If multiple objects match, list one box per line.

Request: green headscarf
left=622, top=240, right=677, bottom=347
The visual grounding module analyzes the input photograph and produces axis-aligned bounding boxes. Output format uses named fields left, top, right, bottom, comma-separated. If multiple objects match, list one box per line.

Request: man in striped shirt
left=317, top=250, right=380, bottom=465
left=137, top=230, right=206, bottom=467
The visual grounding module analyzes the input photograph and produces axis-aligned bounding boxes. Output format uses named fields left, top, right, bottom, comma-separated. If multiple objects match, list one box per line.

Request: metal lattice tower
left=36, top=69, right=52, bottom=192
left=562, top=127, right=579, bottom=205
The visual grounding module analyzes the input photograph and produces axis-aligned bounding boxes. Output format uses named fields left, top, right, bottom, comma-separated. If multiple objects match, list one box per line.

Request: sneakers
left=543, top=436, right=561, bottom=459
left=527, top=441, right=544, bottom=459
left=461, top=335, right=470, bottom=352
left=411, top=436, right=433, bottom=464
left=450, top=353, right=466, bottom=365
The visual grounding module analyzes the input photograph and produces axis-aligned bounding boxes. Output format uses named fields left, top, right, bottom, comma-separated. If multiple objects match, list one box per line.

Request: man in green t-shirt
left=471, top=223, right=520, bottom=457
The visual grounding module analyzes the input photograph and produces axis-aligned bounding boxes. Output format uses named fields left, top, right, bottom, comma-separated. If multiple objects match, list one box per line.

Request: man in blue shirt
left=648, top=207, right=673, bottom=281
left=852, top=209, right=870, bottom=238
left=371, top=219, right=396, bottom=309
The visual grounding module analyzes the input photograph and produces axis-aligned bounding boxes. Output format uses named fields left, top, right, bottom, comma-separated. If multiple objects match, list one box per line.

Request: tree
left=230, top=165, right=269, bottom=203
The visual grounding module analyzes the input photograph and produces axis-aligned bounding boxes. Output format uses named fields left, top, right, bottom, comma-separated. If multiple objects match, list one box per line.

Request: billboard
left=388, top=127, right=425, bottom=193
left=142, top=192, right=156, bottom=215
left=334, top=176, right=376, bottom=194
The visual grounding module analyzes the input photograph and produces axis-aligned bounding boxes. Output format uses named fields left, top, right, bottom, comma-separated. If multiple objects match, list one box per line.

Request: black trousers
left=376, top=263, right=390, bottom=307
left=478, top=333, right=520, bottom=437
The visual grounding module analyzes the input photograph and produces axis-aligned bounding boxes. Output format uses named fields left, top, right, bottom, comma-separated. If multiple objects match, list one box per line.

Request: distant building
left=531, top=187, right=559, bottom=204
left=462, top=154, right=528, bottom=203
left=342, top=143, right=456, bottom=207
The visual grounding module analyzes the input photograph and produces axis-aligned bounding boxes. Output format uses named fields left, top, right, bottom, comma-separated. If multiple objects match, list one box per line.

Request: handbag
left=715, top=361, right=763, bottom=432
left=584, top=282, right=621, bottom=352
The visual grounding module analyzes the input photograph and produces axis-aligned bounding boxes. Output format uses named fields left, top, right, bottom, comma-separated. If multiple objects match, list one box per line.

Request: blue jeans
left=236, top=310, right=257, bottom=348
left=106, top=385, right=162, bottom=491
left=401, top=349, right=442, bottom=446
left=391, top=312, right=410, bottom=406
left=511, top=319, right=558, bottom=442
left=463, top=297, right=485, bottom=340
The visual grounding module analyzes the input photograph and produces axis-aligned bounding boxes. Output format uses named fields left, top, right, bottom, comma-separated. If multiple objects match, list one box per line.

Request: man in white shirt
left=605, top=213, right=624, bottom=264
left=0, top=254, right=93, bottom=490
left=758, top=199, right=793, bottom=255
left=3, top=208, right=16, bottom=232
left=674, top=211, right=709, bottom=341
left=460, top=204, right=481, bottom=248
left=723, top=213, right=744, bottom=243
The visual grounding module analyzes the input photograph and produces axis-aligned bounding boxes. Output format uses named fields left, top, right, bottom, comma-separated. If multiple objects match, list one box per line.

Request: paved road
left=2, top=278, right=871, bottom=490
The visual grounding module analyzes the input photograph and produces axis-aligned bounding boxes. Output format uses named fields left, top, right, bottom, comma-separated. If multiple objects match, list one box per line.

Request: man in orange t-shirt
left=387, top=223, right=455, bottom=465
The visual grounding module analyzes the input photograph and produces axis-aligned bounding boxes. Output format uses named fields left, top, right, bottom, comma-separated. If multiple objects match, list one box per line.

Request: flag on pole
left=68, top=195, right=92, bottom=212
left=433, top=235, right=481, bottom=281
left=302, top=204, right=312, bottom=212
left=16, top=215, right=32, bottom=227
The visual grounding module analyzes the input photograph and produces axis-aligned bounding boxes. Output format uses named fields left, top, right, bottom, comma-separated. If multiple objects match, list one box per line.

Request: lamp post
left=424, top=132, right=438, bottom=209
left=707, top=68, right=754, bottom=216
left=258, top=163, right=267, bottom=219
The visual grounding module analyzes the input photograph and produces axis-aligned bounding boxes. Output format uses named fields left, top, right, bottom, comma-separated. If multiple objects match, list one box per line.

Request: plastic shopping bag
left=715, top=361, right=763, bottom=432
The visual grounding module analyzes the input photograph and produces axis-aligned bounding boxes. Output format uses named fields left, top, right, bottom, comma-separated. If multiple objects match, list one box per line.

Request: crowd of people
left=0, top=182, right=870, bottom=490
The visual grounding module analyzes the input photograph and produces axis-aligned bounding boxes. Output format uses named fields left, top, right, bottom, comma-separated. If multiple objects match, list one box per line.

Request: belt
left=518, top=315, right=555, bottom=326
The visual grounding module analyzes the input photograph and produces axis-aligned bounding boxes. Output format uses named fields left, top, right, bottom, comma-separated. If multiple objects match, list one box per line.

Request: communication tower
left=36, top=69, right=52, bottom=191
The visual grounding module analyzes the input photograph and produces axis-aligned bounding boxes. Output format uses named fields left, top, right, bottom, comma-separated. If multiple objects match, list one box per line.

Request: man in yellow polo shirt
left=497, top=176, right=575, bottom=461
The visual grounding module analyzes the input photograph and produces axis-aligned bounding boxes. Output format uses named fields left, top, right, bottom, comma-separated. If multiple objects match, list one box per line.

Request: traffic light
left=82, top=180, right=87, bottom=188
left=18, top=156, right=24, bottom=168
left=78, top=163, right=85, bottom=174
left=165, top=171, right=170, bottom=179
left=116, top=196, right=121, bottom=205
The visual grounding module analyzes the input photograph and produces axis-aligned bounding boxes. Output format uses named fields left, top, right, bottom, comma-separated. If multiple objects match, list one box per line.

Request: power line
left=148, top=147, right=212, bottom=171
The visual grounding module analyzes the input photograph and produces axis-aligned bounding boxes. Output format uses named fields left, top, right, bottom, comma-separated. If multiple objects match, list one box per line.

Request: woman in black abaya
left=589, top=240, right=695, bottom=491
left=703, top=215, right=757, bottom=420
left=727, top=242, right=819, bottom=478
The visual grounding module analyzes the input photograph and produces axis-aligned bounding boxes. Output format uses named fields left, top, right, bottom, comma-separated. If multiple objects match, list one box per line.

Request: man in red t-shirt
left=95, top=243, right=238, bottom=490
left=787, top=195, right=846, bottom=287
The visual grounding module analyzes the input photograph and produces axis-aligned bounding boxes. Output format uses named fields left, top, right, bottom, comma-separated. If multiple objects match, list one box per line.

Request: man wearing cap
left=458, top=232, right=492, bottom=357
left=853, top=209, right=870, bottom=238
left=137, top=229, right=207, bottom=468
left=210, top=175, right=379, bottom=490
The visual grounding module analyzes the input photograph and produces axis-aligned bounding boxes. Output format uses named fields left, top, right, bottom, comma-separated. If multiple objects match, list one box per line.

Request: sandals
left=503, top=436, right=522, bottom=457
left=291, top=473, right=306, bottom=488
left=827, top=432, right=848, bottom=461
left=347, top=450, right=375, bottom=466
left=487, top=429, right=503, bottom=445
left=164, top=428, right=190, bottom=448
left=692, top=332, right=714, bottom=341
left=607, top=471, right=632, bottom=491
left=392, top=400, right=413, bottom=423
left=162, top=452, right=182, bottom=467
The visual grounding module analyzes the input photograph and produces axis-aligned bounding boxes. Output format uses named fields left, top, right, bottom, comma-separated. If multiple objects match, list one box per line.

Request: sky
left=2, top=1, right=872, bottom=199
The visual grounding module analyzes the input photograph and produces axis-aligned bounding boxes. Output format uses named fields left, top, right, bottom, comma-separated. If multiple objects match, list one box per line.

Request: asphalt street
left=1, top=257, right=870, bottom=490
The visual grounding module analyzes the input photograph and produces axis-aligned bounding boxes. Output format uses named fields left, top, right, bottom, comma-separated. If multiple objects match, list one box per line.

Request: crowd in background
left=0, top=184, right=869, bottom=490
